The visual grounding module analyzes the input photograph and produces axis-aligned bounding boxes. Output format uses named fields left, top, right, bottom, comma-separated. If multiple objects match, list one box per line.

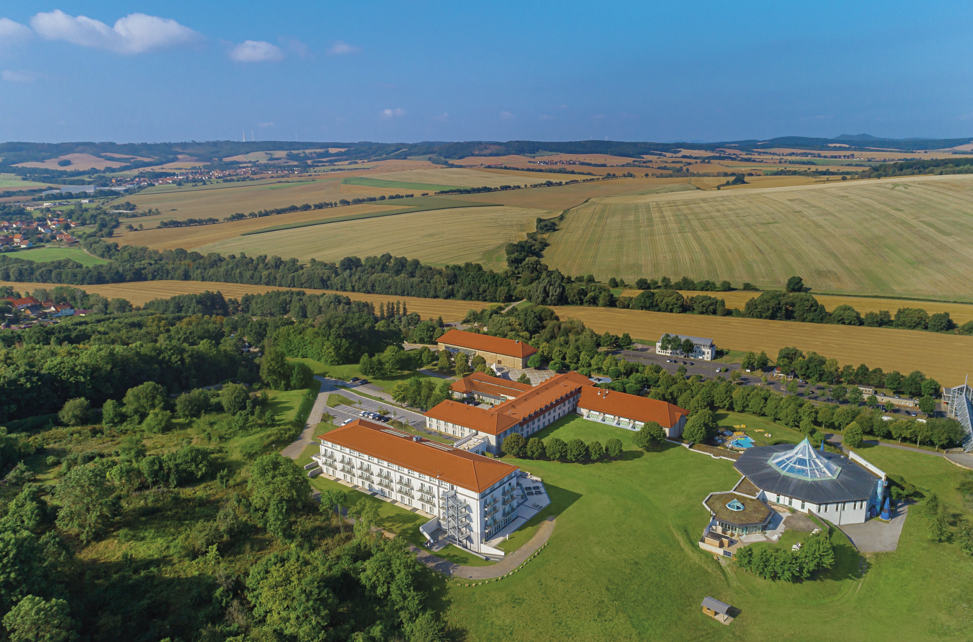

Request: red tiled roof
left=425, top=400, right=521, bottom=435
left=450, top=372, right=532, bottom=398
left=437, top=329, right=537, bottom=359
left=578, top=386, right=688, bottom=428
left=318, top=419, right=518, bottom=493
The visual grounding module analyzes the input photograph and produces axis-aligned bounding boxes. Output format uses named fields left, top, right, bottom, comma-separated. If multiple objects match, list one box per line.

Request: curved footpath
left=413, top=516, right=557, bottom=580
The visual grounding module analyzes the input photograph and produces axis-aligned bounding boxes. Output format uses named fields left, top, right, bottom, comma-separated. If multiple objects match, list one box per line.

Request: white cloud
left=500, top=111, right=515, bottom=120
left=2, top=70, right=41, bottom=83
left=380, top=108, right=406, bottom=119
left=540, top=114, right=554, bottom=121
left=329, top=40, right=361, bottom=55
left=30, top=10, right=200, bottom=55
left=433, top=112, right=449, bottom=122
left=0, top=18, right=32, bottom=45
left=229, top=40, right=284, bottom=63
left=258, top=122, right=275, bottom=128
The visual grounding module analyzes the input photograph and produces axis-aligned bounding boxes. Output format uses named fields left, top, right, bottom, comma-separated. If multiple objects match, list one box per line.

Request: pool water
left=730, top=436, right=755, bottom=449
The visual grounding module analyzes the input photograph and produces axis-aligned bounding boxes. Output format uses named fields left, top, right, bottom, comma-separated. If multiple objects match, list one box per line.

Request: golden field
left=544, top=174, right=973, bottom=301
left=549, top=305, right=972, bottom=385
left=198, top=206, right=554, bottom=270
left=15, top=153, right=126, bottom=171
left=361, top=167, right=577, bottom=188
left=2, top=277, right=966, bottom=383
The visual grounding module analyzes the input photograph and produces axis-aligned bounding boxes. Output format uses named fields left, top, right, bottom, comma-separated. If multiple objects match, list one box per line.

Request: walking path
left=280, top=376, right=331, bottom=460
left=413, top=516, right=557, bottom=579
left=945, top=451, right=973, bottom=470
left=829, top=433, right=945, bottom=458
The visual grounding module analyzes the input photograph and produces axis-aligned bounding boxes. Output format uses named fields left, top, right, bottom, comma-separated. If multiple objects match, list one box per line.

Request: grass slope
left=10, top=246, right=110, bottom=266
left=544, top=174, right=973, bottom=301
left=446, top=415, right=973, bottom=641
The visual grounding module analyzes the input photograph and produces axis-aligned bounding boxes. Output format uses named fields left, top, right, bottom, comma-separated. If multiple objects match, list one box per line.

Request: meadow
left=443, top=416, right=973, bottom=641
left=199, top=205, right=555, bottom=270
left=543, top=174, right=973, bottom=301
left=9, top=246, right=110, bottom=266
left=0, top=174, right=55, bottom=189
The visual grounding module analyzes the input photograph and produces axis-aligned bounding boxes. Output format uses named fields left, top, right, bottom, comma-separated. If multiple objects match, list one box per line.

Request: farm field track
left=2, top=275, right=965, bottom=382
left=544, top=174, right=973, bottom=301
left=199, top=206, right=553, bottom=270
left=547, top=305, right=972, bottom=385
left=113, top=202, right=401, bottom=250
left=0, top=280, right=482, bottom=321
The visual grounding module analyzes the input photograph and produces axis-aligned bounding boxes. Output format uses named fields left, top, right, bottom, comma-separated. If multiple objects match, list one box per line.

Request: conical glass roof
left=768, top=438, right=841, bottom=480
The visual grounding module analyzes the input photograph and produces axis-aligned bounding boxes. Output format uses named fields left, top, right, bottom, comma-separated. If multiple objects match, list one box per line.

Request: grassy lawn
left=445, top=414, right=973, bottom=641
left=326, top=362, right=443, bottom=393
left=11, top=246, right=110, bottom=266
left=714, top=411, right=807, bottom=447
left=326, top=393, right=356, bottom=408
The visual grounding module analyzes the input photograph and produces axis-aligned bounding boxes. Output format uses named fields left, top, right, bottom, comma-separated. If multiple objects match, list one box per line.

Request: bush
left=545, top=438, right=567, bottom=461
left=123, top=382, right=166, bottom=420
left=502, top=433, right=526, bottom=458
left=59, top=398, right=89, bottom=427
left=843, top=422, right=864, bottom=448
left=526, top=437, right=545, bottom=459
left=588, top=440, right=604, bottom=461
left=221, top=383, right=250, bottom=415
left=566, top=439, right=588, bottom=462
left=176, top=389, right=210, bottom=418
left=633, top=421, right=664, bottom=450
left=142, top=409, right=173, bottom=434
left=605, top=438, right=623, bottom=459
left=101, top=399, right=125, bottom=427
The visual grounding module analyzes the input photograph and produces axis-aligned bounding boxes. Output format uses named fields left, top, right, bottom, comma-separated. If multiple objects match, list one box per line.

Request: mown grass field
left=9, top=246, right=110, bottom=266
left=341, top=176, right=460, bottom=192
left=446, top=415, right=973, bottom=641
left=0, top=173, right=55, bottom=189
left=200, top=206, right=554, bottom=270
left=544, top=174, right=973, bottom=301
left=670, top=290, right=973, bottom=325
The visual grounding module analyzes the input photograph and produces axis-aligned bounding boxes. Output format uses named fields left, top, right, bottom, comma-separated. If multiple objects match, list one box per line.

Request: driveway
left=837, top=504, right=910, bottom=553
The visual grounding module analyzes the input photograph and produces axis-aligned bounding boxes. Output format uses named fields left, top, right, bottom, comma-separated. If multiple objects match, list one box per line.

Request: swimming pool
left=730, top=436, right=755, bottom=449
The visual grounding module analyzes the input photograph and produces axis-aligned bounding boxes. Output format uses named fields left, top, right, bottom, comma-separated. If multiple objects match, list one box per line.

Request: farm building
left=734, top=438, right=887, bottom=525
left=655, top=334, right=715, bottom=361
left=313, top=419, right=548, bottom=556
left=425, top=371, right=688, bottom=453
left=437, top=329, right=537, bottom=369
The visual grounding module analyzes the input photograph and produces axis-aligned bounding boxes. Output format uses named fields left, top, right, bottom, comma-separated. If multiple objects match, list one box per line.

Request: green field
left=341, top=176, right=459, bottom=192
left=543, top=174, right=973, bottom=301
left=443, top=415, right=973, bottom=641
left=0, top=174, right=55, bottom=189
left=203, top=205, right=554, bottom=270
left=11, top=246, right=110, bottom=266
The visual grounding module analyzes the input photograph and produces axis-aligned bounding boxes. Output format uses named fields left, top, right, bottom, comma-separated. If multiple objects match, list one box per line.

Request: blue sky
left=1, top=1, right=971, bottom=143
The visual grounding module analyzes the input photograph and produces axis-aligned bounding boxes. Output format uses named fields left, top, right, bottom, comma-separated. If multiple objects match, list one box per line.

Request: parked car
left=341, top=419, right=352, bottom=426
left=715, top=368, right=721, bottom=373
left=689, top=362, right=694, bottom=366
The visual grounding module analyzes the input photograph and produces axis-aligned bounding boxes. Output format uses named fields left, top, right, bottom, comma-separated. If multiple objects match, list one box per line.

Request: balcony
left=502, top=485, right=516, bottom=496
left=377, top=479, right=393, bottom=490
left=484, top=504, right=499, bottom=519
left=397, top=487, right=414, bottom=498
left=419, top=493, right=435, bottom=504
left=339, top=465, right=355, bottom=475
left=359, top=473, right=374, bottom=483
left=503, top=493, right=517, bottom=506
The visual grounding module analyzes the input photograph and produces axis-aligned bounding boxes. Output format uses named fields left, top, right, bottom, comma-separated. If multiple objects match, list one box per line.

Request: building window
left=800, top=501, right=805, bottom=510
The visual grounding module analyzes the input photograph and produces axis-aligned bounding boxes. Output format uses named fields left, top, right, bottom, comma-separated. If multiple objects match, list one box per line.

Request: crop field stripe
left=340, top=176, right=460, bottom=192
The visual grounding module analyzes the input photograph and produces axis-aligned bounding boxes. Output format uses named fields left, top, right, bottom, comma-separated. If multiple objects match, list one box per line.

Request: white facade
left=313, top=441, right=527, bottom=554
left=655, top=334, right=715, bottom=361
left=757, top=490, right=870, bottom=526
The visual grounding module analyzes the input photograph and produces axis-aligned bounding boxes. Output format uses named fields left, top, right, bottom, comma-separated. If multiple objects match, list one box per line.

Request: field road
left=1, top=278, right=968, bottom=385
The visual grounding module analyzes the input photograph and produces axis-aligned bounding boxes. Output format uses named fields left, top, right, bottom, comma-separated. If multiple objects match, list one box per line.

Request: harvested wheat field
left=549, top=305, right=972, bottom=385
left=15, top=153, right=127, bottom=171
left=357, top=167, right=573, bottom=189
left=544, top=174, right=973, bottom=301
left=0, top=280, right=482, bottom=321
left=199, top=206, right=553, bottom=269
left=113, top=202, right=401, bottom=250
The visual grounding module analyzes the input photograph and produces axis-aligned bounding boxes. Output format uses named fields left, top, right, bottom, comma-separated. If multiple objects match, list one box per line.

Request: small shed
left=701, top=597, right=733, bottom=625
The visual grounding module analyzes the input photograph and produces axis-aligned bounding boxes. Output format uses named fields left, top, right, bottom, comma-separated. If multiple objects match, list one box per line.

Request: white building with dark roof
left=655, top=334, right=715, bottom=361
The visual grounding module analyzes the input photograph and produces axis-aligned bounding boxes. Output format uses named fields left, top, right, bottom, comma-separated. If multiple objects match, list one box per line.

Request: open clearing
left=548, top=304, right=973, bottom=384
left=0, top=276, right=964, bottom=382
left=199, top=205, right=553, bottom=270
left=544, top=174, right=973, bottom=301
left=666, top=290, right=973, bottom=325
left=445, top=417, right=973, bottom=641
left=9, top=247, right=109, bottom=266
